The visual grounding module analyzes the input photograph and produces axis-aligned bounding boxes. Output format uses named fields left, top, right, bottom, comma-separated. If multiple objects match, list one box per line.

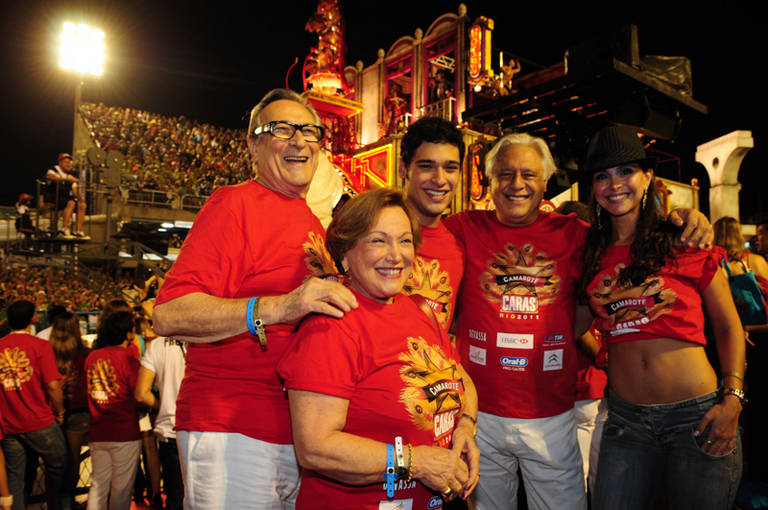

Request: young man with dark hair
left=0, top=300, right=70, bottom=510
left=399, top=117, right=467, bottom=332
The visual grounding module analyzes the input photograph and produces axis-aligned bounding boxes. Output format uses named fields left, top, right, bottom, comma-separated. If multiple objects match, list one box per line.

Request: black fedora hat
left=584, top=125, right=656, bottom=174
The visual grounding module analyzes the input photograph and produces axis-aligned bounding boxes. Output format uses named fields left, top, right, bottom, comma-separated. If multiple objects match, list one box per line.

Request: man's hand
left=669, top=208, right=713, bottom=249
left=261, top=277, right=358, bottom=324
left=451, top=416, right=480, bottom=499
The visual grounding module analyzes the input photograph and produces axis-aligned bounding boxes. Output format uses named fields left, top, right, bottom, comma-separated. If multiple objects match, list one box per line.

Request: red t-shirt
left=0, top=333, right=60, bottom=434
left=85, top=346, right=140, bottom=442
left=575, top=327, right=607, bottom=401
left=444, top=210, right=587, bottom=419
left=587, top=245, right=722, bottom=345
left=279, top=290, right=466, bottom=510
left=403, top=222, right=465, bottom=332
left=155, top=181, right=333, bottom=444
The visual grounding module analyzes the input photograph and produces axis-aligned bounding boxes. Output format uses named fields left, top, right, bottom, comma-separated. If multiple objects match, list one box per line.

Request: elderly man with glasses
left=153, top=88, right=357, bottom=509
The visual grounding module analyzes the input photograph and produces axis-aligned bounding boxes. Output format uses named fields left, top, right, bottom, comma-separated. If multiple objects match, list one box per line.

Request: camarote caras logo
left=590, top=262, right=677, bottom=334
left=481, top=243, right=560, bottom=314
left=398, top=337, right=464, bottom=447
left=0, top=347, right=34, bottom=390
left=87, top=358, right=119, bottom=404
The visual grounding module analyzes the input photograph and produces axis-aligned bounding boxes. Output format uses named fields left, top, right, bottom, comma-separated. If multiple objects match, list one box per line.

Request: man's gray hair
left=247, top=88, right=321, bottom=138
left=485, top=132, right=557, bottom=181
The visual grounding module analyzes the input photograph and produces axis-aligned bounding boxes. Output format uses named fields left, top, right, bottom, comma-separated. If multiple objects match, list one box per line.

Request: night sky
left=2, top=2, right=763, bottom=220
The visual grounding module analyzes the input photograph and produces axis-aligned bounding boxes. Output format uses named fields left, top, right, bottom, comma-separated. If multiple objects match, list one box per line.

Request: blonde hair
left=714, top=216, right=745, bottom=262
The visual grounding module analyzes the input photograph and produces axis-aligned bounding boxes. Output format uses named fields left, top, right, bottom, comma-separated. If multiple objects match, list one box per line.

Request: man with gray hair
left=153, top=88, right=357, bottom=509
left=443, top=132, right=712, bottom=509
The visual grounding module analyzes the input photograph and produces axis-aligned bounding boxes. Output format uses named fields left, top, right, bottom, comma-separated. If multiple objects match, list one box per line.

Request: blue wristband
left=386, top=443, right=396, bottom=498
left=246, top=297, right=258, bottom=336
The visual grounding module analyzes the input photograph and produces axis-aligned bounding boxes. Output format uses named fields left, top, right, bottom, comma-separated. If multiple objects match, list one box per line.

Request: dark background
left=2, top=2, right=763, bottom=220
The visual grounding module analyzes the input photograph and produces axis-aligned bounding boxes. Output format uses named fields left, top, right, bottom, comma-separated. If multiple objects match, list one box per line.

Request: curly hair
left=579, top=177, right=677, bottom=301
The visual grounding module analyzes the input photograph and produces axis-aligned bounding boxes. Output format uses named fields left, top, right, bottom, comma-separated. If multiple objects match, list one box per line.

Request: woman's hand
left=411, top=445, right=469, bottom=501
left=451, top=416, right=480, bottom=498
left=695, top=396, right=742, bottom=456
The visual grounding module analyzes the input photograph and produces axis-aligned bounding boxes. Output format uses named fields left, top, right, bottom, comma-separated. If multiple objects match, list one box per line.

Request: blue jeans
left=1, top=423, right=72, bottom=510
left=593, top=390, right=742, bottom=510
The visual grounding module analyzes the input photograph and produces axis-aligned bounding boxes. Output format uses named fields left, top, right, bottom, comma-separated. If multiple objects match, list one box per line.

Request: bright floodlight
left=59, top=22, right=105, bottom=76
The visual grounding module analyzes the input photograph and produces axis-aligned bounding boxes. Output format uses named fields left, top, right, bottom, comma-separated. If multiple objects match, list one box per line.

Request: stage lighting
left=59, top=22, right=105, bottom=77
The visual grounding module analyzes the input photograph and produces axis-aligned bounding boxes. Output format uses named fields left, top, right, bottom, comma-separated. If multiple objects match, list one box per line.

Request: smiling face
left=491, top=144, right=549, bottom=227
left=248, top=99, right=319, bottom=199
left=400, top=142, right=460, bottom=227
left=592, top=164, right=652, bottom=222
left=342, top=206, right=415, bottom=303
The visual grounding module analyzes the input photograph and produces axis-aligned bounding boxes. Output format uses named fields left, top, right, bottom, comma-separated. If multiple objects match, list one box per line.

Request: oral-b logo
left=545, top=334, right=565, bottom=343
left=500, top=356, right=528, bottom=367
left=428, top=496, right=443, bottom=508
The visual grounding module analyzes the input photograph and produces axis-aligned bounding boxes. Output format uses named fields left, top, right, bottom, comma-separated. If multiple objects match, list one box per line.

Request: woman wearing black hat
left=580, top=126, right=744, bottom=509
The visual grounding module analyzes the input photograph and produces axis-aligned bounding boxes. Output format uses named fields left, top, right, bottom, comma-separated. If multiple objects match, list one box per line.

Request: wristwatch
left=724, top=387, right=747, bottom=405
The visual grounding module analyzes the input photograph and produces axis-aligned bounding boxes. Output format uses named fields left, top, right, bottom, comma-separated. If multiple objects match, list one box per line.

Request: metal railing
left=122, top=187, right=178, bottom=209
left=416, top=96, right=456, bottom=123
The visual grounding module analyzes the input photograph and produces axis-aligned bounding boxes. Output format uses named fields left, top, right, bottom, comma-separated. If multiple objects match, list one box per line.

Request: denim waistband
left=608, top=388, right=720, bottom=414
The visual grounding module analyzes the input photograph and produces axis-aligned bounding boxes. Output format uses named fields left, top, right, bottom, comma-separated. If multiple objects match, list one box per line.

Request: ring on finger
left=443, top=487, right=452, bottom=496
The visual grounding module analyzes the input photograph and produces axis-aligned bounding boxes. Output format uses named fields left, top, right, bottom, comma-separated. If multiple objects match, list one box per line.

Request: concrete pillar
left=695, top=130, right=753, bottom=222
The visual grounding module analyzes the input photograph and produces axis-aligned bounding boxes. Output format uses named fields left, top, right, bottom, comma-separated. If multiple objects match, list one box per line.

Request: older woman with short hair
left=279, top=188, right=479, bottom=510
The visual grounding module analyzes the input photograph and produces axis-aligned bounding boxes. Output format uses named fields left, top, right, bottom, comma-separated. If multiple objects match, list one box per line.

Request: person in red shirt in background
left=85, top=311, right=140, bottom=510
left=0, top=300, right=70, bottom=510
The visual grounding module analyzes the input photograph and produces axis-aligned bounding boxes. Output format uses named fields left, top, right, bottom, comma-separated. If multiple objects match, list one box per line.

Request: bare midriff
left=608, top=337, right=718, bottom=404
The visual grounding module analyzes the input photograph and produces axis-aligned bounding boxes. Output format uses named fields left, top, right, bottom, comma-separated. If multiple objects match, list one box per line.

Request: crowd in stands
left=79, top=103, right=253, bottom=197
left=0, top=260, right=135, bottom=312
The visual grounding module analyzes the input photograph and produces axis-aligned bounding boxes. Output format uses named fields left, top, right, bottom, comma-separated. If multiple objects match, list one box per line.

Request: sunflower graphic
left=303, top=231, right=339, bottom=276
left=399, top=337, right=464, bottom=447
left=480, top=242, right=560, bottom=306
left=403, top=257, right=454, bottom=329
left=87, top=359, right=119, bottom=404
left=0, top=347, right=34, bottom=390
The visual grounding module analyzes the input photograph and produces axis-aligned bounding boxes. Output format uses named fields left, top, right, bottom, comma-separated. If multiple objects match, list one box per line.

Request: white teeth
left=284, top=156, right=308, bottom=162
left=425, top=190, right=447, bottom=197
left=376, top=268, right=401, bottom=276
left=505, top=195, right=528, bottom=201
left=607, top=194, right=629, bottom=202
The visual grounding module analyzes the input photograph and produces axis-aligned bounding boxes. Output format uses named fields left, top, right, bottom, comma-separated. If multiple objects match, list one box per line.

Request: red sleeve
left=39, top=341, right=62, bottom=384
left=156, top=189, right=245, bottom=305
left=677, top=246, right=724, bottom=292
left=278, top=316, right=360, bottom=399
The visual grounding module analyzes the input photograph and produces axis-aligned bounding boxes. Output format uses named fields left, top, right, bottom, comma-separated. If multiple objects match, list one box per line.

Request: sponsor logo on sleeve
left=469, top=345, right=486, bottom=366
left=497, top=332, right=534, bottom=349
left=543, top=349, right=563, bottom=371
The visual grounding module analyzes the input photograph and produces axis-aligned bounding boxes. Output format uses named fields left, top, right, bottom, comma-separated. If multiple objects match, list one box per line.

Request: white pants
left=473, top=409, right=587, bottom=510
left=87, top=440, right=142, bottom=510
left=177, top=431, right=300, bottom=510
left=573, top=398, right=607, bottom=492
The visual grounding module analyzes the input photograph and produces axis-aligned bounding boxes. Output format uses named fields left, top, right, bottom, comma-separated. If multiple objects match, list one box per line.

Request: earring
left=642, top=187, right=648, bottom=209
left=596, top=202, right=603, bottom=229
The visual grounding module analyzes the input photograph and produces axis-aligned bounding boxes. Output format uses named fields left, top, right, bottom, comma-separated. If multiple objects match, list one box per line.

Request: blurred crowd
left=79, top=103, right=252, bottom=197
left=0, top=260, right=134, bottom=312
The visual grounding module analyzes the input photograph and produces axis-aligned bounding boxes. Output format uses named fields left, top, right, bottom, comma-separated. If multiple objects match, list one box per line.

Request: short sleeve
left=278, top=316, right=360, bottom=399
left=156, top=189, right=245, bottom=304
left=672, top=246, right=724, bottom=292
left=140, top=339, right=161, bottom=372
left=699, top=246, right=725, bottom=292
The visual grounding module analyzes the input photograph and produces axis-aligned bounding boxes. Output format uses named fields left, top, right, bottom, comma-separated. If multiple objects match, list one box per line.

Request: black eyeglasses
left=253, top=121, right=325, bottom=143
